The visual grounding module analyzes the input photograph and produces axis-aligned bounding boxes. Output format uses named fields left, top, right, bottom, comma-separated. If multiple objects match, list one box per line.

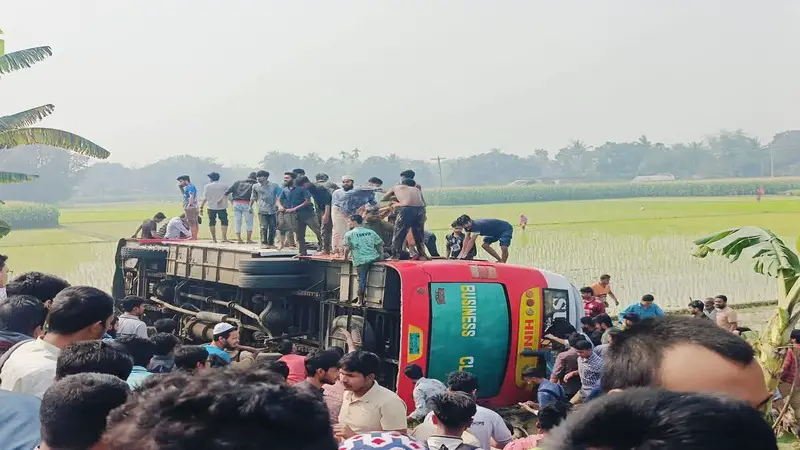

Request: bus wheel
left=330, top=315, right=377, bottom=353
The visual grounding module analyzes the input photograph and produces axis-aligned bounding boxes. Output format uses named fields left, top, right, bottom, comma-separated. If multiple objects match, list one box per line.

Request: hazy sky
left=3, top=1, right=799, bottom=166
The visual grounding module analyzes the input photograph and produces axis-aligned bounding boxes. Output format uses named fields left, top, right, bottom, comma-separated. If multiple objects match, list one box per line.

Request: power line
left=430, top=156, right=446, bottom=189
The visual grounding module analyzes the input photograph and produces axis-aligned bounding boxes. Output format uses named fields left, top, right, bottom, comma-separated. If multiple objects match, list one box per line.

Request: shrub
left=0, top=203, right=60, bottom=229
left=424, top=178, right=800, bottom=205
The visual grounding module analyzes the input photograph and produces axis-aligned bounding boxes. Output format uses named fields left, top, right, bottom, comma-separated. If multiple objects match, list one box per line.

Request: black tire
left=330, top=315, right=377, bottom=352
left=238, top=274, right=309, bottom=289
left=121, top=246, right=168, bottom=260
left=238, top=258, right=306, bottom=276
left=259, top=304, right=293, bottom=335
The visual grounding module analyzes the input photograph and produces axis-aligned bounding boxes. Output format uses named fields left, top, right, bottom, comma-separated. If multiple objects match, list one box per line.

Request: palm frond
left=0, top=171, right=39, bottom=183
left=0, top=127, right=109, bottom=159
left=0, top=105, right=55, bottom=133
left=0, top=46, right=53, bottom=76
left=0, top=219, right=9, bottom=239
left=693, top=226, right=800, bottom=278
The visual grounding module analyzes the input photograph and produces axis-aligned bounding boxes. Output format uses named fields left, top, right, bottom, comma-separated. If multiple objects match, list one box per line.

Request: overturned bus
left=113, top=238, right=582, bottom=410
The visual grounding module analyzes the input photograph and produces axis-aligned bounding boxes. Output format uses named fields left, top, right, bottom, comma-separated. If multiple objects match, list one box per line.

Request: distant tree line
left=1, top=128, right=798, bottom=203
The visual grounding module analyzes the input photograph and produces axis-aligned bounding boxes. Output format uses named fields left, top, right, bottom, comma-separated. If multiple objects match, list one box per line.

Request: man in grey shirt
left=200, top=172, right=231, bottom=243
left=250, top=170, right=282, bottom=248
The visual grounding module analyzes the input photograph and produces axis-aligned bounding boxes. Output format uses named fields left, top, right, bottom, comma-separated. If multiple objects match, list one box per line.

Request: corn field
left=424, top=178, right=800, bottom=206
left=0, top=203, right=60, bottom=229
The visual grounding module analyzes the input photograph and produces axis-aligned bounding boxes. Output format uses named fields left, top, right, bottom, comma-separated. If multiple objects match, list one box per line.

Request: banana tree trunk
left=759, top=274, right=800, bottom=393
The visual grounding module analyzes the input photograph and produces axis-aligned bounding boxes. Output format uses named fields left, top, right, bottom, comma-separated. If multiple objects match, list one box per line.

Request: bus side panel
left=397, top=265, right=433, bottom=413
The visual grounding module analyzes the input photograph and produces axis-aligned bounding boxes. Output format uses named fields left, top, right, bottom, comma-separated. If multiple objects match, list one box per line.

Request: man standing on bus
left=454, top=215, right=513, bottom=263
left=176, top=175, right=199, bottom=240
left=383, top=178, right=427, bottom=260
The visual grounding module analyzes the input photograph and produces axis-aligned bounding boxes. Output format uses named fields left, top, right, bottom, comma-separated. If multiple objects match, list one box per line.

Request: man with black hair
left=277, top=339, right=306, bottom=384
left=278, top=173, right=321, bottom=256
left=174, top=345, right=209, bottom=372
left=422, top=371, right=513, bottom=450
left=403, top=363, right=446, bottom=421
left=780, top=329, right=800, bottom=430
left=297, top=349, right=341, bottom=400
left=116, top=295, right=148, bottom=338
left=343, top=214, right=385, bottom=306
left=594, top=313, right=618, bottom=345
left=714, top=294, right=738, bottom=331
left=564, top=340, right=603, bottom=405
left=549, top=333, right=582, bottom=399
left=148, top=332, right=180, bottom=373
left=250, top=170, right=282, bottom=248
left=40, top=373, right=130, bottom=450
left=601, top=316, right=770, bottom=409
left=4, top=271, right=70, bottom=306
left=335, top=350, right=407, bottom=439
left=116, top=334, right=157, bottom=388
left=579, top=317, right=603, bottom=346
left=226, top=172, right=258, bottom=244
left=55, top=340, right=134, bottom=381
left=383, top=178, right=427, bottom=259
left=200, top=171, right=231, bottom=243
left=262, top=359, right=290, bottom=380
left=580, top=286, right=605, bottom=318
left=507, top=402, right=570, bottom=450
left=520, top=366, right=565, bottom=410
left=153, top=318, right=177, bottom=334
left=0, top=286, right=114, bottom=398
left=203, top=322, right=238, bottom=365
left=0, top=295, right=47, bottom=356
left=622, top=311, right=640, bottom=328
left=426, top=391, right=480, bottom=450
left=545, top=388, right=777, bottom=450
left=618, top=293, right=664, bottom=322
left=688, top=299, right=712, bottom=320
left=105, top=365, right=337, bottom=450
left=453, top=215, right=513, bottom=263
left=131, top=212, right=167, bottom=239
left=298, top=175, right=333, bottom=254
left=176, top=175, right=199, bottom=240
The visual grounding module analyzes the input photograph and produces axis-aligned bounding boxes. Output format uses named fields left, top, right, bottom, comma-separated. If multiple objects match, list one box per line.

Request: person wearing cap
left=132, top=212, right=167, bottom=239
left=203, top=323, right=239, bottom=365
left=331, top=175, right=355, bottom=254
left=200, top=172, right=231, bottom=243
left=316, top=173, right=340, bottom=193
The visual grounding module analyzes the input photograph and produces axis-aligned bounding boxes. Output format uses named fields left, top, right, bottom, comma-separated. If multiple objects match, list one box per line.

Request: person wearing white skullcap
left=203, top=322, right=239, bottom=365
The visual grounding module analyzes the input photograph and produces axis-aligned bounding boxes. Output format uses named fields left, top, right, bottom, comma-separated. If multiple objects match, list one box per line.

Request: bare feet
left=246, top=240, right=256, bottom=244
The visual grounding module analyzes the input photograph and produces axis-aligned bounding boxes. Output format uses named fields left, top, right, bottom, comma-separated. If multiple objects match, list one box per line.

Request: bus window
left=427, top=282, right=510, bottom=398
left=543, top=288, right=570, bottom=332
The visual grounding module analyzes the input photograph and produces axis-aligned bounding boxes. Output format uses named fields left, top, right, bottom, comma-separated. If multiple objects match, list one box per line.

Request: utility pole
left=430, top=156, right=446, bottom=189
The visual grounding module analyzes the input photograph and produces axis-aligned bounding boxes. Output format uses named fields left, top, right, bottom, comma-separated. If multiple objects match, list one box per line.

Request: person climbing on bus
left=343, top=215, right=384, bottom=306
left=383, top=178, right=427, bottom=260
left=131, top=212, right=166, bottom=239
left=454, top=215, right=513, bottom=263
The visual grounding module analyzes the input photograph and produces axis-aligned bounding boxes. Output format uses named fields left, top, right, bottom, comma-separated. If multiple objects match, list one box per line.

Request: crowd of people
left=0, top=250, right=791, bottom=449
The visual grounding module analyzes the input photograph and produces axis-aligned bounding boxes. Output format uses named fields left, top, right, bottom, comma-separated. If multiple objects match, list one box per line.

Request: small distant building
left=631, top=173, right=676, bottom=183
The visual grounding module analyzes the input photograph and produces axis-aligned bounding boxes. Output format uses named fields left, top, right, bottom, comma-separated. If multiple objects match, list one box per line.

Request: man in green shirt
left=343, top=215, right=384, bottom=306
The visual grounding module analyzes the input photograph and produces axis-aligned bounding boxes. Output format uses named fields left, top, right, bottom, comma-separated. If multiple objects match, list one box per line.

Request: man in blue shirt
left=203, top=323, right=239, bottom=365
left=520, top=366, right=565, bottom=410
left=0, top=390, right=41, bottom=450
left=454, top=215, right=514, bottom=263
left=177, top=175, right=199, bottom=240
left=618, top=294, right=665, bottom=323
left=277, top=173, right=322, bottom=256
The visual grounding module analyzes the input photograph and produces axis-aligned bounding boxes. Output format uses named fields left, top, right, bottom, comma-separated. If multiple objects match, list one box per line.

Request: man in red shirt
left=780, top=330, right=800, bottom=431
left=581, top=287, right=606, bottom=317
left=277, top=340, right=306, bottom=385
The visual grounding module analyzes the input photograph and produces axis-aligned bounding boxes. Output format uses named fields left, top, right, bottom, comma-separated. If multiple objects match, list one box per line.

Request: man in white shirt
left=0, top=286, right=114, bottom=399
left=422, top=372, right=513, bottom=450
left=334, top=350, right=408, bottom=440
left=116, top=296, right=148, bottom=338
left=164, top=214, right=192, bottom=239
left=200, top=172, right=232, bottom=243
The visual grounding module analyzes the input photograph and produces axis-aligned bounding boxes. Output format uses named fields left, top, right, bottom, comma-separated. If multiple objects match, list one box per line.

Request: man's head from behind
left=154, top=212, right=167, bottom=223
left=537, top=402, right=571, bottom=434
left=429, top=391, right=476, bottom=436
left=367, top=177, right=383, bottom=188
left=402, top=363, right=424, bottom=382
left=339, top=350, right=380, bottom=392
left=348, top=214, right=363, bottom=229
left=0, top=294, right=47, bottom=338
left=5, top=271, right=70, bottom=305
left=207, top=172, right=220, bottom=182
left=115, top=335, right=157, bottom=368
left=48, top=286, right=115, bottom=341
left=104, top=366, right=337, bottom=450
left=120, top=295, right=145, bottom=316
left=602, top=316, right=768, bottom=409
left=174, top=345, right=209, bottom=372
left=545, top=388, right=777, bottom=450
left=400, top=169, right=416, bottom=180
left=56, top=340, right=134, bottom=381
left=446, top=371, right=479, bottom=396
left=153, top=318, right=177, bottom=334
left=41, top=373, right=130, bottom=450
left=152, top=332, right=180, bottom=357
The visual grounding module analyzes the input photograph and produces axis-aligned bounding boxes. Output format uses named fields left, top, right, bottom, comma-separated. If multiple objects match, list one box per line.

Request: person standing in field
left=383, top=178, right=427, bottom=260
left=618, top=294, right=664, bottom=323
left=176, top=175, right=199, bottom=240
left=343, top=215, right=384, bottom=306
left=519, top=213, right=528, bottom=230
left=757, top=184, right=765, bottom=202
left=131, top=212, right=166, bottom=239
left=779, top=330, right=800, bottom=432
left=714, top=295, right=738, bottom=332
left=590, top=274, right=619, bottom=311
left=226, top=172, right=258, bottom=244
left=250, top=170, right=282, bottom=248
left=454, top=215, right=513, bottom=263
left=199, top=172, right=231, bottom=243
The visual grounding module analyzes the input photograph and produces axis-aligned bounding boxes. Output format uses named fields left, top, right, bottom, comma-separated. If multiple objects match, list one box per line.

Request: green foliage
left=0, top=46, right=52, bottom=76
left=0, top=203, right=60, bottom=230
left=424, top=178, right=800, bottom=206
